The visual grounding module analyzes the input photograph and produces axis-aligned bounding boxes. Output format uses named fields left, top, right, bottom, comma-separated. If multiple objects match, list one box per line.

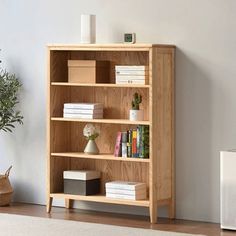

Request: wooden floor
left=0, top=203, right=235, bottom=236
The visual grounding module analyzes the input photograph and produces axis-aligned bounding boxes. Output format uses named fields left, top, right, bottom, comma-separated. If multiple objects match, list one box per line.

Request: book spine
left=137, top=126, right=141, bottom=158
left=106, top=188, right=146, bottom=196
left=121, top=132, right=127, bottom=158
left=116, top=70, right=148, bottom=76
left=141, top=126, right=149, bottom=159
left=115, top=66, right=148, bottom=71
left=115, top=79, right=145, bottom=85
left=114, top=132, right=122, bottom=157
left=127, top=130, right=132, bottom=157
left=106, top=193, right=146, bottom=200
left=132, top=129, right=138, bottom=158
left=116, top=75, right=148, bottom=80
left=63, top=113, right=103, bottom=119
left=63, top=108, right=103, bottom=114
left=64, top=104, right=103, bottom=109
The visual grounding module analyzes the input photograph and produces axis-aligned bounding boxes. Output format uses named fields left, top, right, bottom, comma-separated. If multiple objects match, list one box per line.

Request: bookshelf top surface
left=47, top=43, right=176, bottom=51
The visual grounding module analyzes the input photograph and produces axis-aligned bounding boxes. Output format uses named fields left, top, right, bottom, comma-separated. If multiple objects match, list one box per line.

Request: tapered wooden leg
left=65, top=199, right=73, bottom=209
left=150, top=205, right=157, bottom=223
left=168, top=198, right=175, bottom=219
left=46, top=197, right=53, bottom=213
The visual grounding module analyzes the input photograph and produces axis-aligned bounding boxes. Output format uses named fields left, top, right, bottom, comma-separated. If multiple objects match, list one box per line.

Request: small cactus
left=131, top=92, right=142, bottom=110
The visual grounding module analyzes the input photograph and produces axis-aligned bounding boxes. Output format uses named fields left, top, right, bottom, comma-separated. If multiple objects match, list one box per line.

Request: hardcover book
left=64, top=103, right=103, bottom=109
left=114, top=132, right=122, bottom=157
left=105, top=181, right=146, bottom=191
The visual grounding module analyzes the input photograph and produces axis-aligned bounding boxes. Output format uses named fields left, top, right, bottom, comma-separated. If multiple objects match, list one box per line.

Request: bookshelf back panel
left=51, top=158, right=149, bottom=195
left=51, top=86, right=149, bottom=120
left=50, top=50, right=149, bottom=84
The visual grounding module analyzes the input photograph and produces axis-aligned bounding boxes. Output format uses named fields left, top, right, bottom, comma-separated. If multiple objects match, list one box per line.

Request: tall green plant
left=0, top=69, right=23, bottom=132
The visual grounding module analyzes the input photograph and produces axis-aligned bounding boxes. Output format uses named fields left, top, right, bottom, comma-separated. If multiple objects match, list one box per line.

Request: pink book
left=114, top=132, right=122, bottom=157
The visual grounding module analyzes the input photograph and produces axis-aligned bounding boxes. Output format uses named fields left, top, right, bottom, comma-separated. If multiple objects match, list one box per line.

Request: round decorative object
left=0, top=166, right=13, bottom=206
left=129, top=109, right=144, bottom=121
left=84, top=140, right=99, bottom=155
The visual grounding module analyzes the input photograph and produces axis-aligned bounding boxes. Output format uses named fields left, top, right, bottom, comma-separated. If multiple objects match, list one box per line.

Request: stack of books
left=114, top=125, right=149, bottom=158
left=105, top=181, right=147, bottom=200
left=63, top=103, right=103, bottom=119
left=115, top=65, right=149, bottom=85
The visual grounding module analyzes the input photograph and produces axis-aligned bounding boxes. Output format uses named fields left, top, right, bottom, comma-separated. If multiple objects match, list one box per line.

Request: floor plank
left=0, top=203, right=235, bottom=236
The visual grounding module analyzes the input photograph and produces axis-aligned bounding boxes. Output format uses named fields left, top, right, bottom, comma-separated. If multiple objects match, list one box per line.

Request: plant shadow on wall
left=175, top=48, right=214, bottom=221
left=0, top=59, right=23, bottom=206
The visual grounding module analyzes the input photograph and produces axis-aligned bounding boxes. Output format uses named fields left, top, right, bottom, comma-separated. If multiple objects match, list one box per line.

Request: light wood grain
left=50, top=193, right=149, bottom=207
left=51, top=152, right=150, bottom=163
left=51, top=82, right=150, bottom=88
left=51, top=118, right=150, bottom=125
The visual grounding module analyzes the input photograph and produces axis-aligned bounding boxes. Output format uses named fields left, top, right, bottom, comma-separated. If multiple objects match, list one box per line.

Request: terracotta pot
left=0, top=166, right=13, bottom=206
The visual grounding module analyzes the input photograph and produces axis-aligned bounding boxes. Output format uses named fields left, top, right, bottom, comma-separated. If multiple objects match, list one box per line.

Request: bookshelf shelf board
left=50, top=193, right=150, bottom=207
left=51, top=117, right=150, bottom=125
left=51, top=82, right=150, bottom=89
left=51, top=152, right=150, bottom=163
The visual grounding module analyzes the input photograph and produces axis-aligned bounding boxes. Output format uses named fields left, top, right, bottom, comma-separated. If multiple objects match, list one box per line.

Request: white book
left=115, top=65, right=148, bottom=71
left=116, top=70, right=148, bottom=76
left=63, top=113, right=103, bottom=119
left=63, top=108, right=103, bottom=115
left=106, top=192, right=146, bottom=200
left=105, top=181, right=146, bottom=191
left=63, top=170, right=100, bottom=181
left=116, top=75, right=147, bottom=80
left=64, top=103, right=103, bottom=109
left=115, top=79, right=145, bottom=85
left=106, top=188, right=146, bottom=196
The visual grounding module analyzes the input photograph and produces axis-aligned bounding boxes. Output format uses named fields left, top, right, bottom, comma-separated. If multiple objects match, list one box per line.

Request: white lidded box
left=64, top=170, right=100, bottom=196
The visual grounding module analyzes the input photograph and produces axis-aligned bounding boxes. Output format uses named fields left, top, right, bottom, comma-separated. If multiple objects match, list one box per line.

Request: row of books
left=115, top=65, right=149, bottom=85
left=63, top=103, right=103, bottom=119
left=114, top=125, right=149, bottom=159
left=105, top=181, right=147, bottom=200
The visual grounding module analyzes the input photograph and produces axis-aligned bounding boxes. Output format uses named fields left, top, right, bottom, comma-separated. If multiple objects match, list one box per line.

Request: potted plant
left=129, top=92, right=144, bottom=121
left=0, top=66, right=23, bottom=206
left=83, top=124, right=99, bottom=154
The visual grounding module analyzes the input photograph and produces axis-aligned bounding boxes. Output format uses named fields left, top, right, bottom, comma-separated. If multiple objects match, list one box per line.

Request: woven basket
left=0, top=166, right=13, bottom=206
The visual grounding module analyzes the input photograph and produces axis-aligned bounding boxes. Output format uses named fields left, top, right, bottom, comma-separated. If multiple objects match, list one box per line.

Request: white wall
left=1, top=0, right=236, bottom=223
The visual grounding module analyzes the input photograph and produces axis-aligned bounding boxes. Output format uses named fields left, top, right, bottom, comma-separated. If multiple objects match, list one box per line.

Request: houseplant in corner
left=129, top=92, right=144, bottom=121
left=0, top=66, right=23, bottom=206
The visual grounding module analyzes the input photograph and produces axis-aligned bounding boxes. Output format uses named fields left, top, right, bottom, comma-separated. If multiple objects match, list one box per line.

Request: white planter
left=84, top=140, right=99, bottom=154
left=129, top=110, right=144, bottom=121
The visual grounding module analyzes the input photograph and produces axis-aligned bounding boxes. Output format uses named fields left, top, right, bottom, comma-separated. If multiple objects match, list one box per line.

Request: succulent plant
left=131, top=92, right=142, bottom=110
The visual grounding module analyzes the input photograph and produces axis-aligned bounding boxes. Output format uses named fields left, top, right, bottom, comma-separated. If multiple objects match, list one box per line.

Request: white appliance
left=220, top=150, right=236, bottom=230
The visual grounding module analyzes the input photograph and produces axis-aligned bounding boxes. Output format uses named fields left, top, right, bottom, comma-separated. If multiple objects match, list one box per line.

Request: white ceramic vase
left=84, top=139, right=99, bottom=154
left=129, top=110, right=144, bottom=121
left=81, top=14, right=96, bottom=44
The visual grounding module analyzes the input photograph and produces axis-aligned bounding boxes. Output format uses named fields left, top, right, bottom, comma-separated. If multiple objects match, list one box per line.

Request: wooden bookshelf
left=47, top=44, right=175, bottom=223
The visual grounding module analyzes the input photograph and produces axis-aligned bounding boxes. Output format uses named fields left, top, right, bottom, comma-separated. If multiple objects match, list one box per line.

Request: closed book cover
left=63, top=108, right=103, bottom=115
left=132, top=129, right=138, bottom=158
left=64, top=103, right=103, bottom=109
left=63, top=113, right=103, bottom=119
left=63, top=170, right=101, bottom=180
left=116, top=70, right=148, bottom=76
left=115, top=79, right=146, bottom=85
left=106, top=188, right=146, bottom=196
left=127, top=130, right=132, bottom=157
left=105, top=181, right=146, bottom=191
left=114, top=132, right=122, bottom=157
left=115, top=65, right=148, bottom=71
left=116, top=75, right=148, bottom=81
left=106, top=192, right=146, bottom=200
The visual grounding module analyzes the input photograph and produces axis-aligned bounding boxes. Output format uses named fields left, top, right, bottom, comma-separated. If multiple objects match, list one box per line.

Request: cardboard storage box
left=68, top=60, right=110, bottom=83
left=63, top=170, right=100, bottom=195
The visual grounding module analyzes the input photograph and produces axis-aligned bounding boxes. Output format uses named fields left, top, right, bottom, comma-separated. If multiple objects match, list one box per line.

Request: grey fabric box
left=63, top=170, right=100, bottom=196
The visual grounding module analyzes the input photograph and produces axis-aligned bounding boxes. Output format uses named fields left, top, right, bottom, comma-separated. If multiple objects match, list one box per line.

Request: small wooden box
left=68, top=60, right=110, bottom=83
